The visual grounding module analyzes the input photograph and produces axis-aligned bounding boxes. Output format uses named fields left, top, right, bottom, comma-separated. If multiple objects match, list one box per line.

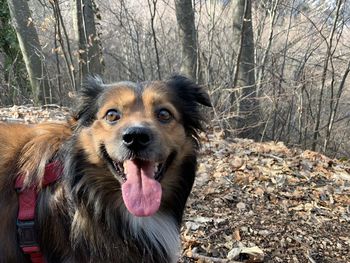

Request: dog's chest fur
left=123, top=212, right=180, bottom=263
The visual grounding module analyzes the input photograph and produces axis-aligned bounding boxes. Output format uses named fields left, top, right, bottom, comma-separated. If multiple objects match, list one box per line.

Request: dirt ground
left=1, top=105, right=349, bottom=263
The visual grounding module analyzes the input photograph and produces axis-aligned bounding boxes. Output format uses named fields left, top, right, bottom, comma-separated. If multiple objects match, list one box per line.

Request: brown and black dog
left=0, top=75, right=211, bottom=263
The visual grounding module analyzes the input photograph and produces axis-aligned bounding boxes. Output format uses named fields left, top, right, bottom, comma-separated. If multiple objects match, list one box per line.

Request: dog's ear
left=73, top=75, right=105, bottom=126
left=166, top=75, right=211, bottom=137
left=167, top=75, right=211, bottom=107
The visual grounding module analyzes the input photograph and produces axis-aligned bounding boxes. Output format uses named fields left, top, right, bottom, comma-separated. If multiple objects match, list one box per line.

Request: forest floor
left=1, top=105, right=349, bottom=263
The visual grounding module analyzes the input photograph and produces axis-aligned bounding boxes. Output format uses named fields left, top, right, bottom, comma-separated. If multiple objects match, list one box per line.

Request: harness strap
left=15, top=161, right=62, bottom=263
left=28, top=252, right=45, bottom=263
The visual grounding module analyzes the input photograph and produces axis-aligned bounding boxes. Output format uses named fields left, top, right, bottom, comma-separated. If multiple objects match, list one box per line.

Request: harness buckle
left=16, top=220, right=39, bottom=249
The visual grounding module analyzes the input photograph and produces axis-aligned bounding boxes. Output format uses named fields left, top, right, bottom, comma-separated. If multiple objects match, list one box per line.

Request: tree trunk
left=73, top=0, right=103, bottom=85
left=52, top=0, right=77, bottom=92
left=7, top=0, right=50, bottom=104
left=175, top=0, right=197, bottom=80
left=147, top=0, right=162, bottom=80
left=0, top=0, right=28, bottom=105
left=231, top=0, right=260, bottom=139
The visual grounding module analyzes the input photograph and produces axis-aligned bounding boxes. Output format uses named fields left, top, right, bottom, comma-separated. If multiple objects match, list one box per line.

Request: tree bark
left=0, top=0, right=28, bottom=105
left=52, top=1, right=77, bottom=92
left=7, top=0, right=50, bottom=104
left=147, top=0, right=162, bottom=80
left=175, top=0, right=197, bottom=80
left=73, top=0, right=103, bottom=85
left=231, top=0, right=260, bottom=139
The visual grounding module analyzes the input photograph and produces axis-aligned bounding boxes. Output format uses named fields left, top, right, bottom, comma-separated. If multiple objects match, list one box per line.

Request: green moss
left=0, top=0, right=29, bottom=103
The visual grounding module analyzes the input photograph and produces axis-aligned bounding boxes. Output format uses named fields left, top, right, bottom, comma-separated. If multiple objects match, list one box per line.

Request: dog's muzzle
left=100, top=125, right=178, bottom=217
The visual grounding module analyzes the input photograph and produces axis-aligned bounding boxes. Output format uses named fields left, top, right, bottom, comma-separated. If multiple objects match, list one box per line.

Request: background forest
left=1, top=0, right=350, bottom=159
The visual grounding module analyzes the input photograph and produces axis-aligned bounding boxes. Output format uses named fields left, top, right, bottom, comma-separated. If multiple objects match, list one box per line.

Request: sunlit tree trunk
left=175, top=0, right=197, bottom=80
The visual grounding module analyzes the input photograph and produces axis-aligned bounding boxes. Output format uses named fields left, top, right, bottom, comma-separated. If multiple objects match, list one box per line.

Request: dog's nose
left=122, top=127, right=152, bottom=150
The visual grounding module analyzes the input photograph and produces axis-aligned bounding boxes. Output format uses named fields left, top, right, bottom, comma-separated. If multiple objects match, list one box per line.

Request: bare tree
left=175, top=0, right=197, bottom=80
left=73, top=0, right=103, bottom=84
left=7, top=0, right=51, bottom=104
left=231, top=0, right=260, bottom=139
left=147, top=0, right=162, bottom=80
left=312, top=0, right=343, bottom=151
left=51, top=0, right=77, bottom=93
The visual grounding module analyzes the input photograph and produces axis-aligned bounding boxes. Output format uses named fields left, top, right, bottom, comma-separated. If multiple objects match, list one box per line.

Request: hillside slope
left=1, top=106, right=349, bottom=263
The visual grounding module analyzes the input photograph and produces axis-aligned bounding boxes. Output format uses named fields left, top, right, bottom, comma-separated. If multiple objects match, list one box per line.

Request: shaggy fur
left=0, top=75, right=211, bottom=263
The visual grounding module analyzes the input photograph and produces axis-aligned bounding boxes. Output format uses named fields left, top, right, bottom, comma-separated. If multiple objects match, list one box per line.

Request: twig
left=306, top=253, right=317, bottom=263
left=0, top=117, right=24, bottom=123
left=189, top=247, right=237, bottom=263
left=207, top=226, right=231, bottom=239
left=260, top=153, right=285, bottom=162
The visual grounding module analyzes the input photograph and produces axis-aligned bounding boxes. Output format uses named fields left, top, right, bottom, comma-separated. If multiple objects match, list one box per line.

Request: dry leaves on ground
left=181, top=132, right=350, bottom=263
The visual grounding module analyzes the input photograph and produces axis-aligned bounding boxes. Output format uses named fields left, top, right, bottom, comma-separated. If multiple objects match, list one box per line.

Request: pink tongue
left=121, top=160, right=162, bottom=217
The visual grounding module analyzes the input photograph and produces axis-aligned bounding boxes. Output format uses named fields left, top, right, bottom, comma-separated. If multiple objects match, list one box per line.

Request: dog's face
left=73, top=75, right=211, bottom=217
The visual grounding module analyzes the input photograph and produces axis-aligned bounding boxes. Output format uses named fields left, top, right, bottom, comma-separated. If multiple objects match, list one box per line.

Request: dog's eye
left=105, top=110, right=121, bottom=123
left=157, top=109, right=172, bottom=123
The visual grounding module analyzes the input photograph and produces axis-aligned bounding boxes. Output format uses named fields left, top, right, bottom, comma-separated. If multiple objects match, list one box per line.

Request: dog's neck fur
left=122, top=210, right=180, bottom=263
left=67, top=203, right=180, bottom=262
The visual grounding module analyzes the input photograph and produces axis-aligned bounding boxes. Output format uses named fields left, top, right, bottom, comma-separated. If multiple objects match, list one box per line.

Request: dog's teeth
left=154, top=162, right=160, bottom=173
left=122, top=174, right=127, bottom=182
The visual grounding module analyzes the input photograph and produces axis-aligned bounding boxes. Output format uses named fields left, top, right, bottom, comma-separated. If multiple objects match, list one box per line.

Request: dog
left=0, top=75, right=211, bottom=263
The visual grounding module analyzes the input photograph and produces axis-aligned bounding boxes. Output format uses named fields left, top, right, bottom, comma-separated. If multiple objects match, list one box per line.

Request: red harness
left=15, top=161, right=62, bottom=263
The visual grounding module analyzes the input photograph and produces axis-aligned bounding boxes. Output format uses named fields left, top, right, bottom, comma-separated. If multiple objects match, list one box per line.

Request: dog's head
left=72, top=75, right=211, bottom=217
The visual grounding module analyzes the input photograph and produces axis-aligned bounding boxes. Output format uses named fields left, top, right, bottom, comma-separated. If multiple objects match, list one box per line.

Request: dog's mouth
left=101, top=146, right=176, bottom=217
left=112, top=158, right=169, bottom=183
